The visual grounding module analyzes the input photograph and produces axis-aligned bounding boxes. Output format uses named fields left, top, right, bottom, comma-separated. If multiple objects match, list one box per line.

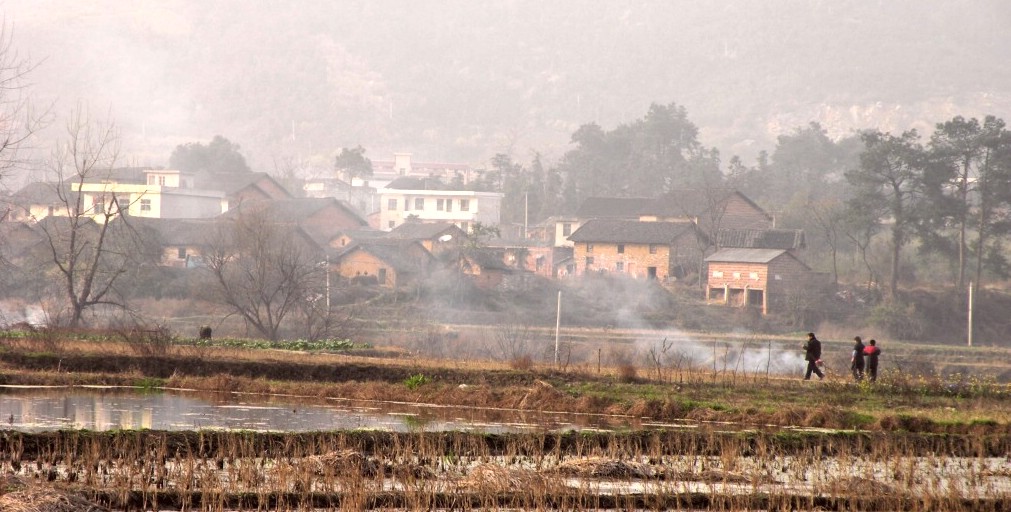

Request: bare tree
left=807, top=198, right=845, bottom=286
left=0, top=19, right=46, bottom=183
left=202, top=210, right=324, bottom=341
left=37, top=107, right=143, bottom=327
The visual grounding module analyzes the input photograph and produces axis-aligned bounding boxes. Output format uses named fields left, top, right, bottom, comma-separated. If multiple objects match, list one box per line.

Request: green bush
left=403, top=373, right=429, bottom=390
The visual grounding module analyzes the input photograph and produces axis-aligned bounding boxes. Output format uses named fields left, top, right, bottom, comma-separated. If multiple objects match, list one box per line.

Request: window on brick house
left=585, top=256, right=594, bottom=266
left=616, top=262, right=624, bottom=272
left=649, top=244, right=658, bottom=254
left=617, top=244, right=624, bottom=254
left=586, top=243, right=594, bottom=253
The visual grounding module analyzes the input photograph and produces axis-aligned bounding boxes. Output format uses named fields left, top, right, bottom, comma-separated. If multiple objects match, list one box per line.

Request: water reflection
left=0, top=386, right=644, bottom=433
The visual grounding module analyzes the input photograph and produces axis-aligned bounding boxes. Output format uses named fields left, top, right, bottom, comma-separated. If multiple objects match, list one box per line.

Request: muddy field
left=1, top=430, right=1010, bottom=511
left=2, top=329, right=1011, bottom=510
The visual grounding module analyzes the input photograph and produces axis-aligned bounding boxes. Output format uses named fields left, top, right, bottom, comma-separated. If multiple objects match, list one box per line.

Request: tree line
left=464, top=103, right=1011, bottom=299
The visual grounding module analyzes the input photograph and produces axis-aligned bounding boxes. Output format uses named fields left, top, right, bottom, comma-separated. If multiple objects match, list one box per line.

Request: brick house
left=642, top=189, right=774, bottom=231
left=714, top=228, right=806, bottom=253
left=704, top=248, right=814, bottom=314
left=333, top=239, right=432, bottom=288
left=566, top=219, right=703, bottom=280
left=221, top=197, right=368, bottom=241
left=385, top=221, right=466, bottom=255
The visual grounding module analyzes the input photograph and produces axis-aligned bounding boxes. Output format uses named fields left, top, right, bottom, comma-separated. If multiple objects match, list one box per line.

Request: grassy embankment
left=1, top=328, right=1009, bottom=433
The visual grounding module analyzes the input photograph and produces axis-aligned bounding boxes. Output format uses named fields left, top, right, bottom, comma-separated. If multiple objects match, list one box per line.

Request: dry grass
left=457, top=463, right=551, bottom=493
left=0, top=478, right=107, bottom=512
left=554, top=457, right=655, bottom=479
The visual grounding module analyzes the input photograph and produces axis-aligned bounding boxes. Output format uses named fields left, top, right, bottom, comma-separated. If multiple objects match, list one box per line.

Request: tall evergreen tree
left=845, top=129, right=926, bottom=298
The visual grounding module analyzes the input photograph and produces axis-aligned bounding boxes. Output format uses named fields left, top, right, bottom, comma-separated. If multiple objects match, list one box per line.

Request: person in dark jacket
left=863, top=339, right=882, bottom=382
left=850, top=336, right=866, bottom=381
left=803, top=332, right=824, bottom=380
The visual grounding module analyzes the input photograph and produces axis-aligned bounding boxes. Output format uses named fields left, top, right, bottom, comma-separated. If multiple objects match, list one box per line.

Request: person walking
left=863, top=339, right=882, bottom=382
left=803, top=332, right=824, bottom=380
left=850, top=336, right=866, bottom=381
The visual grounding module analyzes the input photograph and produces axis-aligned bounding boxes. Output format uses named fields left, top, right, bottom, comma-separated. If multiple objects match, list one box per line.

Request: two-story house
left=378, top=176, right=502, bottom=233
left=74, top=168, right=226, bottom=219
left=69, top=168, right=292, bottom=220
left=566, top=219, right=704, bottom=280
left=704, top=248, right=818, bottom=315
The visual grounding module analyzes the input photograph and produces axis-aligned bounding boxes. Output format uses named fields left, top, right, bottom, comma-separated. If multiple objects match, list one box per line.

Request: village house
left=566, top=219, right=704, bottom=280
left=385, top=221, right=466, bottom=255
left=377, top=176, right=503, bottom=233
left=328, top=227, right=388, bottom=250
left=704, top=248, right=818, bottom=315
left=714, top=228, right=806, bottom=253
left=457, top=248, right=516, bottom=289
left=570, top=190, right=772, bottom=232
left=136, top=218, right=218, bottom=268
left=221, top=197, right=368, bottom=242
left=2, top=182, right=76, bottom=221
left=333, top=239, right=433, bottom=288
left=73, top=168, right=225, bottom=219
left=303, top=176, right=377, bottom=219
left=366, top=152, right=479, bottom=190
left=528, top=215, right=580, bottom=248
left=639, top=189, right=774, bottom=231
left=65, top=168, right=291, bottom=221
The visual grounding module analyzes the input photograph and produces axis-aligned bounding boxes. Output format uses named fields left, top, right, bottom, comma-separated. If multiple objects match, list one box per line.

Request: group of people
left=802, top=332, right=882, bottom=382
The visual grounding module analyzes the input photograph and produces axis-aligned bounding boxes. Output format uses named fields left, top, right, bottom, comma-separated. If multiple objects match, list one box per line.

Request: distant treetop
left=169, top=135, right=250, bottom=174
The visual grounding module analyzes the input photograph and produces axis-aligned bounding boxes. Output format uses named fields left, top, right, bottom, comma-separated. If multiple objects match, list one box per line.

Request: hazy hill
left=6, top=0, right=1010, bottom=172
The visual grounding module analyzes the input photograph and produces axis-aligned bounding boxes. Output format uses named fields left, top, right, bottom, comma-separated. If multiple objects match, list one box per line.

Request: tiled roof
left=337, top=239, right=430, bottom=272
left=11, top=182, right=70, bottom=204
left=575, top=190, right=771, bottom=221
left=221, top=198, right=367, bottom=226
left=125, top=217, right=218, bottom=245
left=575, top=197, right=651, bottom=219
left=464, top=248, right=513, bottom=272
left=715, top=228, right=805, bottom=250
left=384, top=176, right=449, bottom=191
left=567, top=219, right=695, bottom=244
left=201, top=172, right=290, bottom=197
left=387, top=222, right=463, bottom=240
left=705, top=248, right=793, bottom=264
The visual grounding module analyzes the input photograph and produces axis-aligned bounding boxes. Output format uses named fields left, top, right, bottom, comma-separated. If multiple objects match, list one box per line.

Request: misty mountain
left=8, top=0, right=1010, bottom=171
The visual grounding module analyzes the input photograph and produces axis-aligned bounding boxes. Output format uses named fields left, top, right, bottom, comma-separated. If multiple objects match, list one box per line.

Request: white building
left=378, top=176, right=502, bottom=232
left=73, top=169, right=225, bottom=219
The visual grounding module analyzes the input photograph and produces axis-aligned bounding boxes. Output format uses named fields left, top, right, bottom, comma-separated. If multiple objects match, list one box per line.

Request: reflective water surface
left=0, top=386, right=647, bottom=433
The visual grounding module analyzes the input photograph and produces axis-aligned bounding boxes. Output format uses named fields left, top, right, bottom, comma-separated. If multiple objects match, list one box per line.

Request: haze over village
left=1, top=1, right=1011, bottom=352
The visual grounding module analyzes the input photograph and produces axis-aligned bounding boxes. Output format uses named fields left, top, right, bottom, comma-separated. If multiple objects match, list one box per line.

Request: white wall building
left=378, top=177, right=502, bottom=232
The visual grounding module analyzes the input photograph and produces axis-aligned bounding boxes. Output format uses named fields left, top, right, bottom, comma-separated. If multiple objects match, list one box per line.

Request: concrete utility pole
left=554, top=290, right=562, bottom=367
left=967, top=281, right=974, bottom=347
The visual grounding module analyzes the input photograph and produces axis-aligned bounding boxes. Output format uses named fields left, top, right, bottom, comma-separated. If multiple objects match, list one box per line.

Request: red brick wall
left=573, top=242, right=672, bottom=280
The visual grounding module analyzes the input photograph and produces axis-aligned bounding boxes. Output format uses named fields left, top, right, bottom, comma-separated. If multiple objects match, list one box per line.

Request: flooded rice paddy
left=0, top=385, right=645, bottom=433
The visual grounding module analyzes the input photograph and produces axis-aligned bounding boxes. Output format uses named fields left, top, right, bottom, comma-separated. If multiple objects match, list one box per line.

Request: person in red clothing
left=863, top=339, right=882, bottom=382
